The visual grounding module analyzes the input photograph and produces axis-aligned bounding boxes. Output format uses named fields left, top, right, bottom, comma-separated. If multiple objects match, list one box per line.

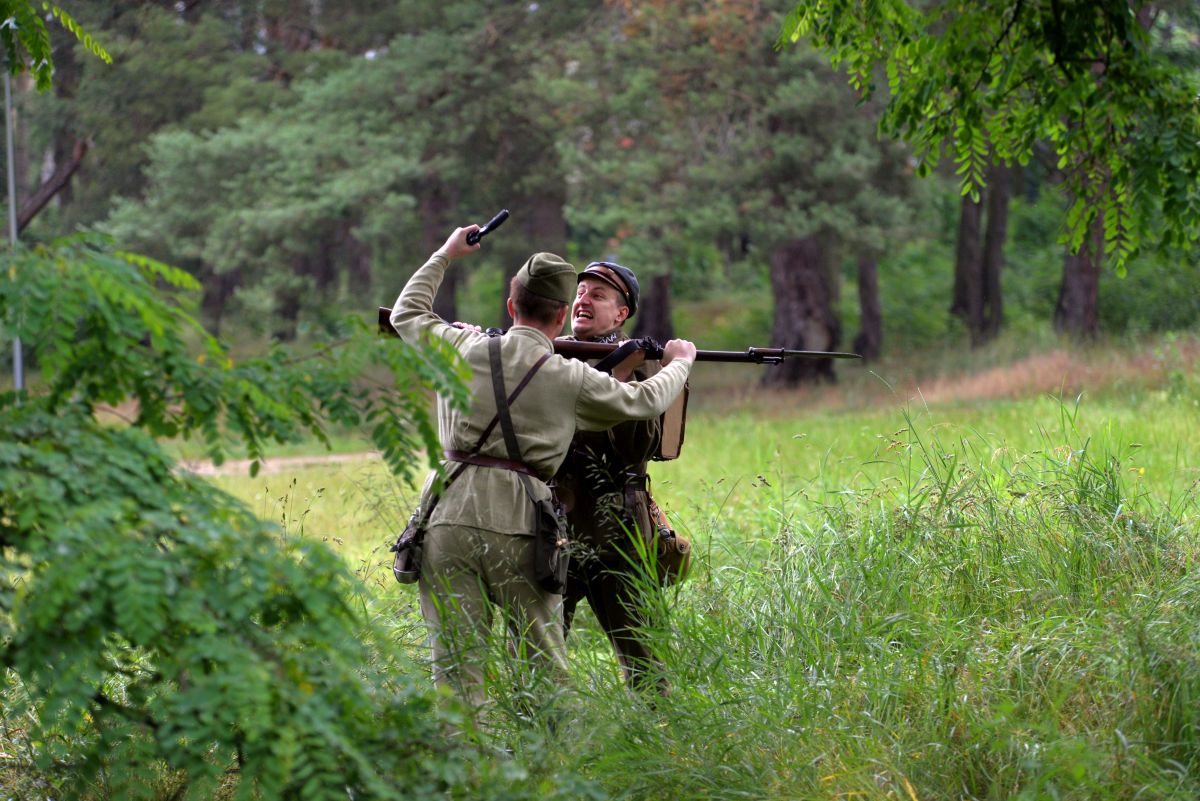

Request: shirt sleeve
left=574, top=359, right=691, bottom=433
left=389, top=252, right=474, bottom=349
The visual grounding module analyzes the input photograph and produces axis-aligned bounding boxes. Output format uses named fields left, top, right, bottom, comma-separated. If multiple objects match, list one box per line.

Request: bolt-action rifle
left=376, top=307, right=862, bottom=363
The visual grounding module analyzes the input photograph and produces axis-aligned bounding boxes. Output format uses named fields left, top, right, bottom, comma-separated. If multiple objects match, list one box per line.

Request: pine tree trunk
left=498, top=183, right=567, bottom=326
left=762, top=236, right=839, bottom=386
left=980, top=164, right=1012, bottom=341
left=420, top=183, right=459, bottom=322
left=340, top=223, right=371, bottom=301
left=632, top=273, right=675, bottom=343
left=202, top=269, right=239, bottom=335
left=274, top=253, right=309, bottom=341
left=853, top=256, right=882, bottom=361
left=950, top=194, right=984, bottom=343
left=1054, top=212, right=1103, bottom=338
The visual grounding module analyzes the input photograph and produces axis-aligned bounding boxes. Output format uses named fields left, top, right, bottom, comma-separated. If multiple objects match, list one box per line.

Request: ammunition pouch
left=623, top=475, right=690, bottom=586
left=529, top=485, right=570, bottom=594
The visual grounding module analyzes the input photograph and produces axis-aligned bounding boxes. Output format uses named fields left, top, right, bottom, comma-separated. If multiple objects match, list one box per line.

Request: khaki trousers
left=418, top=523, right=568, bottom=710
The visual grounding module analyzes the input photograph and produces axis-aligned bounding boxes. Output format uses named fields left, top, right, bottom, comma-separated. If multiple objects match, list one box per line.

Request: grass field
left=199, top=341, right=1200, bottom=800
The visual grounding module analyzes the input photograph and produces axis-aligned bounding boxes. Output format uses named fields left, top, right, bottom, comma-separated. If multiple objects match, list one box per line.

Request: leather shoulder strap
left=467, top=336, right=550, bottom=455
left=485, top=335, right=551, bottom=463
left=427, top=336, right=549, bottom=510
left=488, top=336, right=550, bottom=504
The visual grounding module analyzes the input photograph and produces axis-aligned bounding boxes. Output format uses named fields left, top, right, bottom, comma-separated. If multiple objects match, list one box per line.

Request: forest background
left=6, top=0, right=1199, bottom=376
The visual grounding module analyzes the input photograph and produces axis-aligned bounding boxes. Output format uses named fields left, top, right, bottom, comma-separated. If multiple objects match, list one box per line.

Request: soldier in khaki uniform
left=390, top=226, right=695, bottom=710
left=555, top=261, right=674, bottom=694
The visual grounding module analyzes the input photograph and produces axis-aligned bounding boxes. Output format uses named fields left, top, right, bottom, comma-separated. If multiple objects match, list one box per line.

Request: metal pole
left=5, top=68, right=22, bottom=394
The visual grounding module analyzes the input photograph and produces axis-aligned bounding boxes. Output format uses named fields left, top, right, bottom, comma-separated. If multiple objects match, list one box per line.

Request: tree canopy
left=5, top=0, right=1200, bottom=374
left=780, top=0, right=1200, bottom=272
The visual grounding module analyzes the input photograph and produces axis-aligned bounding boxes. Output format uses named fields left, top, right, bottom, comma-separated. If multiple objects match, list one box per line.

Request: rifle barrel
left=551, top=341, right=861, bottom=362
left=377, top=308, right=862, bottom=362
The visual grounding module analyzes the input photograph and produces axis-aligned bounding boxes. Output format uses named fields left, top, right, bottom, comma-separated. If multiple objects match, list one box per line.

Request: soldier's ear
left=615, top=305, right=629, bottom=325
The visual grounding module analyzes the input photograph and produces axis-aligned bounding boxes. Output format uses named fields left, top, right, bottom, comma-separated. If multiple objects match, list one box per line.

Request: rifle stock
left=377, top=307, right=862, bottom=363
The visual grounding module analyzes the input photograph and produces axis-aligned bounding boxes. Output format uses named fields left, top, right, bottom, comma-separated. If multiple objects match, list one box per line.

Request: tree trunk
left=1054, top=211, right=1103, bottom=338
left=420, top=183, right=460, bottom=322
left=631, top=272, right=675, bottom=343
left=202, top=269, right=240, bottom=335
left=498, top=183, right=568, bottom=326
left=980, top=164, right=1012, bottom=341
left=762, top=236, right=839, bottom=386
left=0, top=139, right=90, bottom=241
left=950, top=193, right=984, bottom=342
left=314, top=234, right=338, bottom=295
left=339, top=222, right=372, bottom=301
left=853, top=255, right=882, bottom=361
left=274, top=252, right=308, bottom=341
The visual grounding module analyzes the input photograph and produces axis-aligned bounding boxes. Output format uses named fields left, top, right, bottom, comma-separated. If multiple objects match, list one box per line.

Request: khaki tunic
left=390, top=253, right=690, bottom=706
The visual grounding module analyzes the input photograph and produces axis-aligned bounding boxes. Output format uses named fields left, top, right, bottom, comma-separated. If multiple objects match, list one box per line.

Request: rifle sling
left=592, top=338, right=645, bottom=375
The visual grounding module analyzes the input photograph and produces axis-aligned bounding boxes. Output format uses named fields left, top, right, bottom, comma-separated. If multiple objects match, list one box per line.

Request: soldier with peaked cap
left=555, top=260, right=678, bottom=694
left=390, top=227, right=696, bottom=711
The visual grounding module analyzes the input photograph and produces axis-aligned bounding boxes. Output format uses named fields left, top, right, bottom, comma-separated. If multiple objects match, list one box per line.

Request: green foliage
left=0, top=2, right=109, bottom=91
left=0, top=237, right=601, bottom=799
left=102, top=50, right=429, bottom=330
left=554, top=3, right=915, bottom=288
left=2, top=407, right=438, bottom=799
left=43, top=2, right=109, bottom=67
left=97, top=1, right=597, bottom=330
left=17, top=3, right=290, bottom=234
left=5, top=0, right=1197, bottom=366
left=1, top=235, right=463, bottom=479
left=781, top=0, right=1200, bottom=272
left=558, top=402, right=1200, bottom=799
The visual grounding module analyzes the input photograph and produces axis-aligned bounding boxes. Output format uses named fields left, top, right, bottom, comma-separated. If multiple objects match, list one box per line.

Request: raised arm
left=390, top=225, right=479, bottom=345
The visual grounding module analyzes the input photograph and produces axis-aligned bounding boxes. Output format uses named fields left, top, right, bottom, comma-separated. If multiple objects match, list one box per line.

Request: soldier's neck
left=513, top=317, right=565, bottom=341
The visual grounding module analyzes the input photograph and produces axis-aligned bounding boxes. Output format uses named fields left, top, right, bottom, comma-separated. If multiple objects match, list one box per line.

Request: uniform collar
left=507, top=325, right=554, bottom=352
left=561, top=329, right=623, bottom=344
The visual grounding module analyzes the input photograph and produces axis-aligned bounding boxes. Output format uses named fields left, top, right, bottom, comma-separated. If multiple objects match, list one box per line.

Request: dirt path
left=179, top=451, right=382, bottom=477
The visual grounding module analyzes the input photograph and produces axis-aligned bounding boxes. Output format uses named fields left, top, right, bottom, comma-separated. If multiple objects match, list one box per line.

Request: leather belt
left=444, top=450, right=538, bottom=477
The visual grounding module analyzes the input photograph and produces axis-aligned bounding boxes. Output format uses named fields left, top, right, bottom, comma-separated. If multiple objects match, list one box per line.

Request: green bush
left=0, top=236, right=596, bottom=799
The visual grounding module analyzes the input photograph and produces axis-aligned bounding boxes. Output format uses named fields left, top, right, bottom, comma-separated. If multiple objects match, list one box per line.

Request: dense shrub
left=0, top=236, right=594, bottom=799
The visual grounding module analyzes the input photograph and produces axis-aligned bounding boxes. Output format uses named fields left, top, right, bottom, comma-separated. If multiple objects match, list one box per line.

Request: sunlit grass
left=11, top=338, right=1190, bottom=800
left=191, top=380, right=1200, bottom=799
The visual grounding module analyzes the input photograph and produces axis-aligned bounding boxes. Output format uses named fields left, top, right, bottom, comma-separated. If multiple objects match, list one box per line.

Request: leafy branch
left=781, top=0, right=1200, bottom=271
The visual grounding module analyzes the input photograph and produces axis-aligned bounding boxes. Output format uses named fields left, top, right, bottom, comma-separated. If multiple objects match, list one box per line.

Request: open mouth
left=574, top=310, right=593, bottom=321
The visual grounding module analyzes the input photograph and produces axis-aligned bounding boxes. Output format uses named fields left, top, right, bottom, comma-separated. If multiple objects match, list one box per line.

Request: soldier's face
left=572, top=277, right=629, bottom=339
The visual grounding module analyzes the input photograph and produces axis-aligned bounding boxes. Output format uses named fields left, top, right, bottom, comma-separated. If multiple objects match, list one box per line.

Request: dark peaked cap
left=516, top=253, right=576, bottom=304
left=579, top=261, right=639, bottom=317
